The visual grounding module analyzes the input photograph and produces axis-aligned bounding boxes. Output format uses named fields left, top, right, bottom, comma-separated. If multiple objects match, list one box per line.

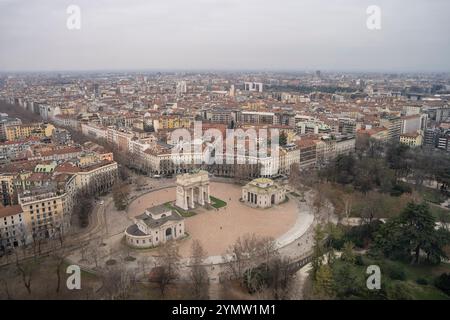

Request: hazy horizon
left=1, top=0, right=450, bottom=73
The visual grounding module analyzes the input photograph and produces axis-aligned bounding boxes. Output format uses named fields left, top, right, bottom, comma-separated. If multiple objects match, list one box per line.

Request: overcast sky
left=0, top=0, right=449, bottom=72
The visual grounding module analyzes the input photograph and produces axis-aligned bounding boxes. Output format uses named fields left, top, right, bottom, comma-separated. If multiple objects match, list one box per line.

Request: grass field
left=420, top=187, right=447, bottom=204
left=163, top=202, right=196, bottom=217
left=361, top=256, right=450, bottom=300
left=210, top=196, right=227, bottom=209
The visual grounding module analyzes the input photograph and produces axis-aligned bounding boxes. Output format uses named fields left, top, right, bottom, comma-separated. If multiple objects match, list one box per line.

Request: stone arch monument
left=175, top=170, right=211, bottom=210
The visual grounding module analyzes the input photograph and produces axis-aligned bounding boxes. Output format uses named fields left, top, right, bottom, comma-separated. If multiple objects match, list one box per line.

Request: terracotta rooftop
left=0, top=205, right=23, bottom=218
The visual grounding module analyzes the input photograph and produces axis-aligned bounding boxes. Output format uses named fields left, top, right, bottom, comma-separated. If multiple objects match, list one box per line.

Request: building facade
left=124, top=205, right=185, bottom=248
left=242, top=178, right=286, bottom=209
left=175, top=170, right=211, bottom=210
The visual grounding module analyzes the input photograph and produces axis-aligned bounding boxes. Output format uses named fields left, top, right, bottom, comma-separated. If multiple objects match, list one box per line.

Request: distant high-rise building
left=380, top=115, right=402, bottom=143
left=176, top=81, right=187, bottom=96
left=424, top=128, right=438, bottom=149
left=338, top=118, right=356, bottom=135
left=437, top=130, right=450, bottom=153
left=229, top=84, right=235, bottom=97
left=244, top=82, right=263, bottom=93
left=94, top=83, right=100, bottom=98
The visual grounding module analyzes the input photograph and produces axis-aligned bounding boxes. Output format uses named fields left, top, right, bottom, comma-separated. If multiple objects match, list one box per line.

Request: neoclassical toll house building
left=175, top=170, right=211, bottom=210
left=242, top=178, right=286, bottom=209
left=125, top=205, right=185, bottom=248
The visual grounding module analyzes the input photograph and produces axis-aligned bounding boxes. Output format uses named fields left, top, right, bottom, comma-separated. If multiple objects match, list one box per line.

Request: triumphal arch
left=175, top=170, right=211, bottom=210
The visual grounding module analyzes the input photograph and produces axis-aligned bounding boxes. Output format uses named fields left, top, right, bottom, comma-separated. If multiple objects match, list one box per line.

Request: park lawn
left=61, top=261, right=98, bottom=281
left=408, top=282, right=450, bottom=300
left=419, top=186, right=447, bottom=204
left=361, top=256, right=450, bottom=300
left=210, top=196, right=227, bottom=209
left=164, top=202, right=196, bottom=217
left=429, top=204, right=450, bottom=220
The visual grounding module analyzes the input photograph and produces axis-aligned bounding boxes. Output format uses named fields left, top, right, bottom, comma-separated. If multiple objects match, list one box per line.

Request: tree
left=360, top=191, right=385, bottom=224
left=357, top=136, right=384, bottom=159
left=386, top=143, right=410, bottom=181
left=189, top=240, right=209, bottom=300
left=135, top=176, right=147, bottom=190
left=342, top=186, right=354, bottom=222
left=289, top=163, right=301, bottom=190
left=313, top=264, right=335, bottom=299
left=434, top=273, right=450, bottom=296
left=53, top=247, right=68, bottom=294
left=279, top=131, right=288, bottom=147
left=15, top=252, right=33, bottom=295
left=423, top=228, right=450, bottom=264
left=223, top=234, right=256, bottom=281
left=312, top=190, right=326, bottom=219
left=151, top=242, right=181, bottom=298
left=222, top=234, right=276, bottom=286
left=332, top=262, right=362, bottom=299
left=112, top=181, right=130, bottom=210
left=341, top=242, right=356, bottom=264
left=310, top=226, right=326, bottom=279
left=0, top=278, right=11, bottom=300
left=265, top=256, right=294, bottom=300
left=373, top=202, right=450, bottom=264
left=386, top=281, right=413, bottom=300
left=103, top=264, right=135, bottom=300
left=399, top=202, right=438, bottom=264
left=74, top=193, right=94, bottom=228
left=89, top=245, right=101, bottom=269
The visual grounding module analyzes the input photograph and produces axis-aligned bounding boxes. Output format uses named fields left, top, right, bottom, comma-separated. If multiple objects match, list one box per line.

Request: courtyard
left=127, top=182, right=299, bottom=257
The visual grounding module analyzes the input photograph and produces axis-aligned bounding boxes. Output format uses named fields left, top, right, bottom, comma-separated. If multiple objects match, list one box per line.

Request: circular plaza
left=126, top=181, right=309, bottom=258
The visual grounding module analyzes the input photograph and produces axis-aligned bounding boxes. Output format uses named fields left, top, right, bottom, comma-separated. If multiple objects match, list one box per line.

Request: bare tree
left=80, top=244, right=89, bottom=262
left=266, top=256, right=294, bottom=300
left=103, top=264, right=135, bottom=300
left=221, top=235, right=253, bottom=281
left=15, top=252, right=33, bottom=295
left=139, top=256, right=149, bottom=275
left=342, top=187, right=354, bottom=224
left=312, top=189, right=326, bottom=219
left=289, top=163, right=302, bottom=190
left=360, top=191, right=384, bottom=224
left=53, top=246, right=68, bottom=294
left=150, top=242, right=181, bottom=298
left=135, top=176, right=147, bottom=191
left=222, top=234, right=277, bottom=286
left=0, top=278, right=12, bottom=300
left=258, top=236, right=278, bottom=268
left=189, top=240, right=209, bottom=299
left=89, top=246, right=101, bottom=269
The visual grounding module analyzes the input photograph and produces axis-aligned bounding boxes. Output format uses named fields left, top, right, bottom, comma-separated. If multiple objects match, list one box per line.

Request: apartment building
left=56, top=160, right=118, bottom=195
left=1, top=174, right=17, bottom=206
left=296, top=139, right=317, bottom=170
left=18, top=173, right=77, bottom=243
left=0, top=117, right=21, bottom=141
left=278, top=144, right=300, bottom=175
left=400, top=132, right=423, bottom=147
left=5, top=123, right=44, bottom=141
left=81, top=123, right=108, bottom=140
left=0, top=205, right=26, bottom=252
left=380, top=115, right=402, bottom=143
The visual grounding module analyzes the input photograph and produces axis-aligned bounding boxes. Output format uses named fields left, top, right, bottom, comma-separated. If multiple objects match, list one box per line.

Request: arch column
left=190, top=187, right=195, bottom=208
left=205, top=184, right=211, bottom=203
left=198, top=185, right=205, bottom=206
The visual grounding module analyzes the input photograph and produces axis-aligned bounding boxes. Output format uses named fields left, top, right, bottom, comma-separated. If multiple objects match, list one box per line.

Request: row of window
left=30, top=205, right=57, bottom=214
left=29, top=200, right=57, bottom=209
